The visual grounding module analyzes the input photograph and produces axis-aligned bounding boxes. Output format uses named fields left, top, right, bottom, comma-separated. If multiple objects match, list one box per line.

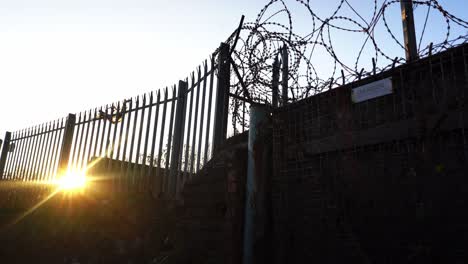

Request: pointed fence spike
left=372, top=58, right=376, bottom=75
left=392, top=57, right=398, bottom=68
left=341, top=70, right=345, bottom=86
left=358, top=68, right=364, bottom=80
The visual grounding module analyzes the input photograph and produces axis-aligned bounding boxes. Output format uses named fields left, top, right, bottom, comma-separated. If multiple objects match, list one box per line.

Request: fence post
left=281, top=46, right=289, bottom=106
left=213, top=42, right=231, bottom=153
left=400, top=0, right=419, bottom=61
left=272, top=56, right=280, bottom=108
left=243, top=104, right=270, bottom=264
left=169, top=80, right=188, bottom=197
left=57, top=114, right=76, bottom=177
left=0, top=132, right=12, bottom=179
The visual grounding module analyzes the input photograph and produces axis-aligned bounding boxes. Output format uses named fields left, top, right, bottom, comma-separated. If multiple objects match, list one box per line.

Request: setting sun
left=57, top=171, right=86, bottom=191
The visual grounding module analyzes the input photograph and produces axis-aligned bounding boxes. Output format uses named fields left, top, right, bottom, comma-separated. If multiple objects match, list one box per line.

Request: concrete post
left=57, top=114, right=76, bottom=177
left=243, top=104, right=269, bottom=264
left=0, top=132, right=12, bottom=179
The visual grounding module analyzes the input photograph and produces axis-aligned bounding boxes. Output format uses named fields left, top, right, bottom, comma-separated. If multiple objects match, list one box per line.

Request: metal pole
left=169, top=80, right=188, bottom=197
left=400, top=0, right=419, bottom=61
left=243, top=104, right=269, bottom=264
left=0, top=132, right=12, bottom=179
left=57, top=114, right=76, bottom=177
left=213, top=42, right=231, bottom=153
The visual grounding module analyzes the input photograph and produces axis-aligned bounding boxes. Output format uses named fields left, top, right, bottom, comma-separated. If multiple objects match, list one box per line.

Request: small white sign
left=351, top=78, right=393, bottom=103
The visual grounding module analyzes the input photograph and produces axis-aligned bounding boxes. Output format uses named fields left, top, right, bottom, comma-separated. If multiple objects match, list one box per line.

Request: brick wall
left=272, top=44, right=468, bottom=263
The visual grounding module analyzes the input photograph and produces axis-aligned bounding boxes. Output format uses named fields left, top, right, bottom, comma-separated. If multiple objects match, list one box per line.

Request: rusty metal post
left=281, top=46, right=289, bottom=105
left=272, top=56, right=280, bottom=108
left=0, top=132, right=12, bottom=179
left=57, top=114, right=76, bottom=177
left=243, top=104, right=269, bottom=264
left=400, top=0, right=419, bottom=61
left=169, top=80, right=188, bottom=197
left=213, top=42, right=231, bottom=153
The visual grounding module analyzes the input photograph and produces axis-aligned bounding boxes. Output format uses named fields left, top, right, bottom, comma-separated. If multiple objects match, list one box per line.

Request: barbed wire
left=227, top=0, right=468, bottom=131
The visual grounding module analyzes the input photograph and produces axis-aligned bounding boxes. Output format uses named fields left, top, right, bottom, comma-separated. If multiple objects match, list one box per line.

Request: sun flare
left=57, top=171, right=86, bottom=191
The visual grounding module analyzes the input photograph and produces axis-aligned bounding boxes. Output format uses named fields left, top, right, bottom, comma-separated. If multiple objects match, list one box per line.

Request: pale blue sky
left=0, top=0, right=466, bottom=139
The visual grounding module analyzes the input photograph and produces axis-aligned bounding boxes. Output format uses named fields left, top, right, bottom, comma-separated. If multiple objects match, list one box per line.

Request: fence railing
left=0, top=41, right=239, bottom=197
left=0, top=121, right=66, bottom=183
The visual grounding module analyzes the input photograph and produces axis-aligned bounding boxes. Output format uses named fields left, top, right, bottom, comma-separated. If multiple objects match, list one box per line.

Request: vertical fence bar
left=164, top=87, right=176, bottom=192
left=204, top=57, right=215, bottom=164
left=57, top=114, right=76, bottom=177
left=9, top=131, right=18, bottom=179
left=169, top=81, right=187, bottom=196
left=45, top=122, right=57, bottom=181
left=127, top=98, right=139, bottom=188
left=35, top=125, right=48, bottom=180
left=71, top=113, right=83, bottom=170
left=86, top=109, right=98, bottom=170
left=105, top=105, right=114, bottom=167
left=80, top=110, right=91, bottom=170
left=184, top=75, right=195, bottom=184
left=38, top=124, right=50, bottom=180
left=157, top=88, right=168, bottom=193
left=36, top=124, right=47, bottom=180
left=142, top=93, right=153, bottom=190
left=103, top=105, right=113, bottom=188
left=213, top=42, right=231, bottom=152
left=40, top=123, right=53, bottom=180
left=37, top=123, right=51, bottom=181
left=17, top=130, right=29, bottom=180
left=190, top=68, right=202, bottom=176
left=99, top=106, right=109, bottom=158
left=148, top=92, right=161, bottom=193
left=115, top=102, right=126, bottom=190
left=86, top=109, right=98, bottom=168
left=24, top=128, right=34, bottom=180
left=121, top=100, right=133, bottom=191
left=135, top=96, right=146, bottom=188
left=196, top=62, right=208, bottom=171
left=12, top=132, right=22, bottom=179
left=50, top=119, right=64, bottom=180
left=272, top=56, right=280, bottom=108
left=109, top=103, right=120, bottom=191
left=30, top=125, right=42, bottom=181
left=44, top=121, right=57, bottom=181
left=13, top=130, right=26, bottom=180
left=0, top=131, right=12, bottom=179
left=93, top=107, right=103, bottom=159
left=281, top=46, right=289, bottom=106
left=23, top=127, right=35, bottom=180
left=110, top=103, right=120, bottom=161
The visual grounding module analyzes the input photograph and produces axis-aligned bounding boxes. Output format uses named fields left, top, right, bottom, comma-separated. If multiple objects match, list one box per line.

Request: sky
left=0, top=0, right=466, bottom=140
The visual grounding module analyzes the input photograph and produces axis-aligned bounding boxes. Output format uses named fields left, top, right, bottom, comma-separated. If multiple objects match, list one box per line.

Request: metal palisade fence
left=0, top=42, right=238, bottom=197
